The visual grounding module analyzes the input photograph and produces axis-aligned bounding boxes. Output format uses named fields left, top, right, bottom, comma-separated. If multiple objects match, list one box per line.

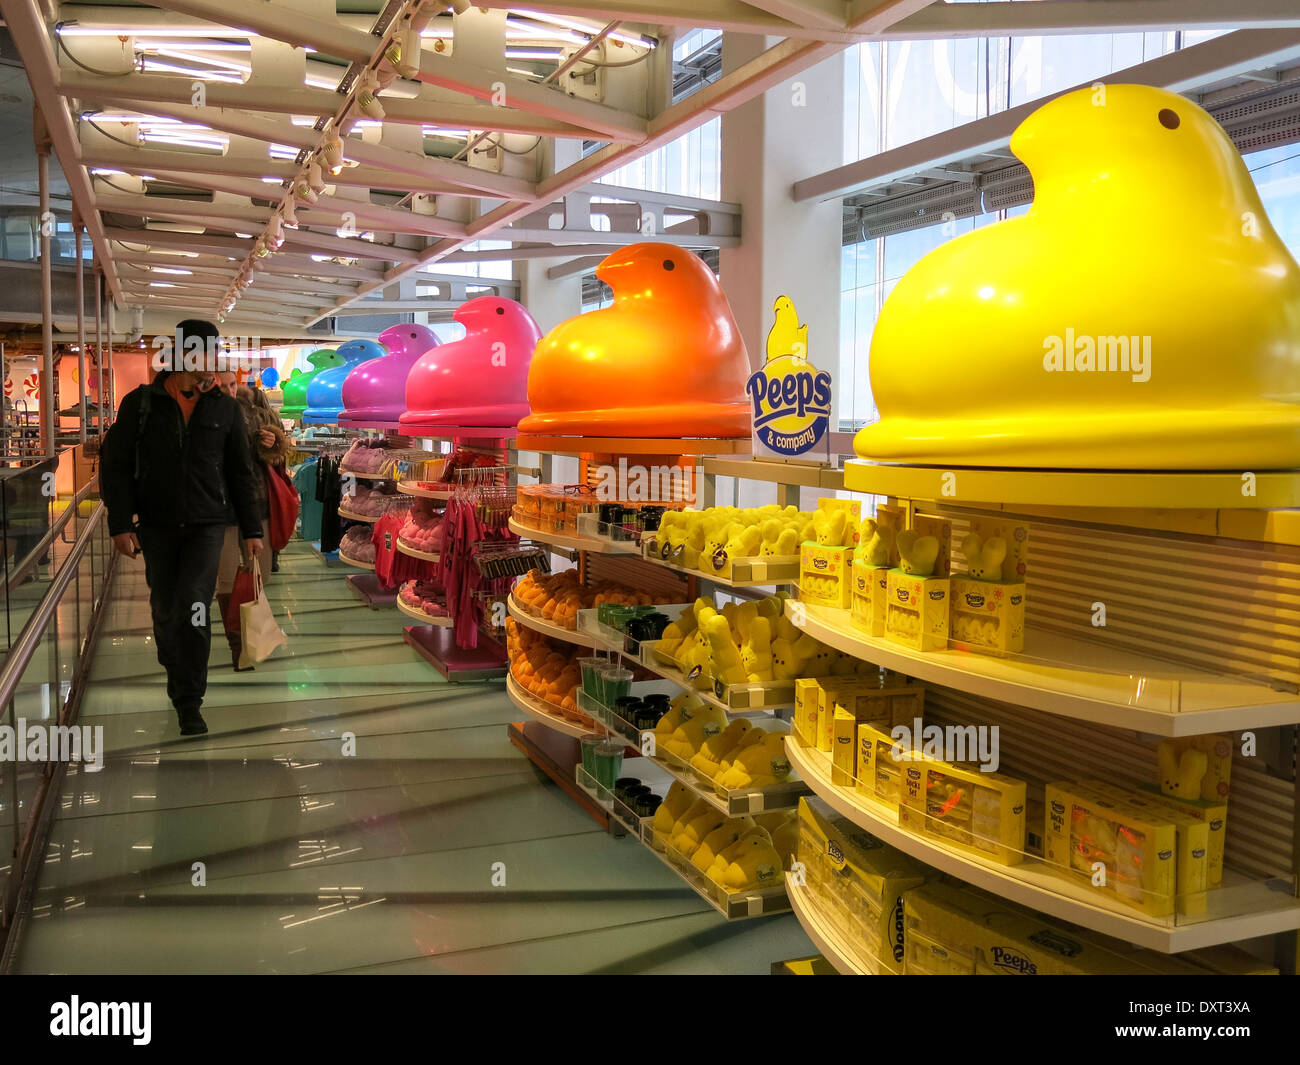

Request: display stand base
left=403, top=624, right=508, bottom=681
left=346, top=573, right=397, bottom=609
left=506, top=721, right=614, bottom=832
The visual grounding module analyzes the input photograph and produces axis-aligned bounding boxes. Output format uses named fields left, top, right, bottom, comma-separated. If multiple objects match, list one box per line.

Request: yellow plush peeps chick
left=740, top=615, right=774, bottom=681
left=716, top=730, right=792, bottom=790
left=652, top=781, right=697, bottom=845
left=664, top=703, right=727, bottom=759
left=690, top=718, right=752, bottom=779
left=961, top=531, right=1007, bottom=581
left=703, top=614, right=749, bottom=687
left=855, top=84, right=1300, bottom=471
left=706, top=825, right=773, bottom=884
left=896, top=530, right=940, bottom=576
left=858, top=518, right=895, bottom=567
left=716, top=832, right=785, bottom=890
left=1158, top=741, right=1209, bottom=799
left=813, top=508, right=850, bottom=547
left=691, top=816, right=757, bottom=873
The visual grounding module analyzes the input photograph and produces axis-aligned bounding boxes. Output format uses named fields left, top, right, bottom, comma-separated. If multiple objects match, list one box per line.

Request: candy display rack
left=783, top=461, right=1300, bottom=965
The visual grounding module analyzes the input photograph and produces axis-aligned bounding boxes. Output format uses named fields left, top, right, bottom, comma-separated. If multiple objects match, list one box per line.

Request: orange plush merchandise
left=505, top=619, right=593, bottom=726
left=513, top=569, right=651, bottom=631
left=519, top=243, right=752, bottom=438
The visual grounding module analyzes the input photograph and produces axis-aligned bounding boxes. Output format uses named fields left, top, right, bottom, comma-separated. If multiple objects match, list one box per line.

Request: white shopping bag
left=239, top=555, right=287, bottom=669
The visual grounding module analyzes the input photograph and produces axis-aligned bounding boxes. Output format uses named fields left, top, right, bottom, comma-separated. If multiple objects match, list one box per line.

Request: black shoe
left=177, top=707, right=208, bottom=736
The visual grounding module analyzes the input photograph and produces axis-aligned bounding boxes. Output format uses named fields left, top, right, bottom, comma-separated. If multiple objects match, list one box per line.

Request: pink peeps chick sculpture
left=339, top=324, right=440, bottom=427
left=399, top=296, right=541, bottom=429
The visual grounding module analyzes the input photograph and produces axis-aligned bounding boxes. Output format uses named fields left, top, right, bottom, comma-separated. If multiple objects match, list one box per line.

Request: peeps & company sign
left=747, top=295, right=832, bottom=463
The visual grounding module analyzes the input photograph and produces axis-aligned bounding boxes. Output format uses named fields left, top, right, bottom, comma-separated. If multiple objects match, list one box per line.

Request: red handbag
left=265, top=464, right=299, bottom=551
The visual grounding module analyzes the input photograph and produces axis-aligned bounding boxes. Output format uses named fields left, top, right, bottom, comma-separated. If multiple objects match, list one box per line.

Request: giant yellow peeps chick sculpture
left=855, top=84, right=1300, bottom=470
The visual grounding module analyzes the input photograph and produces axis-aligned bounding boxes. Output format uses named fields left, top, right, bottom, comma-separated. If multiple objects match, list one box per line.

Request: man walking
left=100, top=321, right=263, bottom=736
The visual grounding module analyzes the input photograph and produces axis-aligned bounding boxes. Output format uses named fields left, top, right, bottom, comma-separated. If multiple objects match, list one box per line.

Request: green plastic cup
left=599, top=665, right=633, bottom=706
left=591, top=740, right=624, bottom=790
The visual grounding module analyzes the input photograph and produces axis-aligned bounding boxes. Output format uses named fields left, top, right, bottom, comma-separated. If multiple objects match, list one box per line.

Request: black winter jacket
left=101, top=373, right=262, bottom=539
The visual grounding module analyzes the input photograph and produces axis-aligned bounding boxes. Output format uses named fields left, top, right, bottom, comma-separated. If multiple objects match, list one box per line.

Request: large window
left=839, top=29, right=1235, bottom=429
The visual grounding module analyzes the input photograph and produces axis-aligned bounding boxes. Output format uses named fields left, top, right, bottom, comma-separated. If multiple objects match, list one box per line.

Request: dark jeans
left=138, top=523, right=227, bottom=713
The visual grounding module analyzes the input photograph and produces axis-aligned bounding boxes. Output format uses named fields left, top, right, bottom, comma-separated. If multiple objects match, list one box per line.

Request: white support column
left=719, top=34, right=845, bottom=396
left=38, top=142, right=55, bottom=458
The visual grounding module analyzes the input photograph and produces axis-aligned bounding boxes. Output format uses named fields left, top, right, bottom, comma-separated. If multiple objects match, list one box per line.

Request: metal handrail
left=0, top=500, right=105, bottom=709
left=2, top=476, right=100, bottom=595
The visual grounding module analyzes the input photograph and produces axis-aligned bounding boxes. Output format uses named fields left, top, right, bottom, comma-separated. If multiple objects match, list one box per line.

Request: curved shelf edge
left=395, top=537, right=441, bottom=563
left=785, top=872, right=875, bottom=976
left=787, top=601, right=1300, bottom=738
left=505, top=674, right=599, bottom=739
left=397, top=481, right=453, bottom=499
left=507, top=596, right=601, bottom=649
left=396, top=596, right=453, bottom=627
left=786, top=736, right=1300, bottom=954
left=336, top=550, right=374, bottom=570
left=337, top=507, right=378, bottom=523
left=507, top=517, right=638, bottom=555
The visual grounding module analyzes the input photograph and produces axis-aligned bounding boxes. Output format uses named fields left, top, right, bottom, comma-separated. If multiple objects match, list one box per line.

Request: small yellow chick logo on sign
left=746, top=295, right=832, bottom=463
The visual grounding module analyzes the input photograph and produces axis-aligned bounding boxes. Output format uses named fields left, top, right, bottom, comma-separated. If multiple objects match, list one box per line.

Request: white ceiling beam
left=439, top=243, right=623, bottom=262
left=1, top=0, right=123, bottom=302
left=880, top=0, right=1300, bottom=40
left=278, top=228, right=424, bottom=265
left=58, top=71, right=591, bottom=139
left=307, top=33, right=846, bottom=324
left=105, top=225, right=248, bottom=257
left=150, top=0, right=647, bottom=141
left=77, top=97, right=535, bottom=200
left=493, top=227, right=737, bottom=248
left=121, top=282, right=331, bottom=310
left=740, top=0, right=848, bottom=32
left=471, top=0, right=840, bottom=40
left=79, top=146, right=475, bottom=197
left=120, top=264, right=353, bottom=296
left=793, top=28, right=1300, bottom=202
left=110, top=248, right=382, bottom=283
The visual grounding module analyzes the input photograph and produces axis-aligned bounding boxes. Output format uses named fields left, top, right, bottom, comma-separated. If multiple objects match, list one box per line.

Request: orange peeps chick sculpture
left=518, top=242, right=751, bottom=438
left=855, top=84, right=1300, bottom=470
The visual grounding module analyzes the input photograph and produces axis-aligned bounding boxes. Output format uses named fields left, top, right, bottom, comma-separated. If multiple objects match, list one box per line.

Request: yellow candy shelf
left=846, top=460, right=1300, bottom=511
left=788, top=601, right=1300, bottom=737
left=577, top=689, right=808, bottom=816
left=575, top=764, right=792, bottom=921
left=786, top=736, right=1300, bottom=954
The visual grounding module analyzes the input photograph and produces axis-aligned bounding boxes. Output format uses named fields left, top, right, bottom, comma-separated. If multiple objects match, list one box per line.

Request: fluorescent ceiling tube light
left=513, top=10, right=656, bottom=49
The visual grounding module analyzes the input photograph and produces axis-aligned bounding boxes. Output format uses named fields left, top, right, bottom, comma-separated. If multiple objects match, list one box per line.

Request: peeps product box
left=903, top=881, right=1191, bottom=976
left=850, top=560, right=889, bottom=637
left=885, top=571, right=949, bottom=651
left=794, top=678, right=823, bottom=746
left=819, top=676, right=912, bottom=752
left=1043, top=781, right=1177, bottom=918
left=949, top=576, right=1026, bottom=655
left=898, top=759, right=1027, bottom=866
left=1137, top=784, right=1227, bottom=886
left=800, top=542, right=852, bottom=609
left=798, top=799, right=928, bottom=974
left=831, top=707, right=858, bottom=786
left=857, top=722, right=912, bottom=810
left=1079, top=779, right=1209, bottom=916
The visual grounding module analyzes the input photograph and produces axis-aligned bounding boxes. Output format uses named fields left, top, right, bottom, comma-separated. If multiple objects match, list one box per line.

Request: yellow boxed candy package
left=793, top=677, right=822, bottom=747
left=800, top=542, right=852, bottom=608
left=1080, top=779, right=1210, bottom=916
left=831, top=707, right=858, bottom=786
left=850, top=560, right=889, bottom=637
left=902, top=881, right=1203, bottom=976
left=949, top=576, right=1025, bottom=654
left=898, top=758, right=1027, bottom=866
left=1136, top=784, right=1227, bottom=886
left=1043, top=781, right=1177, bottom=918
left=856, top=721, right=912, bottom=811
left=885, top=570, right=950, bottom=651
left=797, top=798, right=928, bottom=974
